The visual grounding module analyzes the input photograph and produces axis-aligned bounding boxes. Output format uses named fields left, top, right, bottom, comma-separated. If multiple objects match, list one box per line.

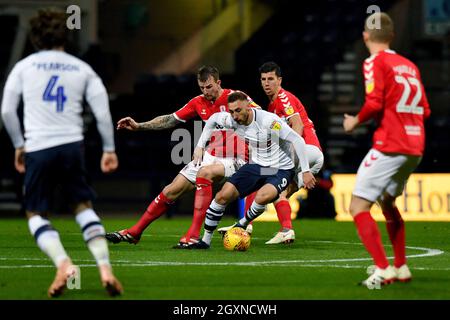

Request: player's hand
left=192, top=147, right=204, bottom=167
left=117, top=117, right=139, bottom=131
left=101, top=152, right=119, bottom=173
left=14, top=147, right=25, bottom=173
left=343, top=114, right=359, bottom=133
left=302, top=171, right=316, bottom=190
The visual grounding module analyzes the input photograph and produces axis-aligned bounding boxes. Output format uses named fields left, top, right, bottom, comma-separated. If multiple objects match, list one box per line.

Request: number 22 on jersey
left=43, top=75, right=67, bottom=112
left=395, top=75, right=423, bottom=115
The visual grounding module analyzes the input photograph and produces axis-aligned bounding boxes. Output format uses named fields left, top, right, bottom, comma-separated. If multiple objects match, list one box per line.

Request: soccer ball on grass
left=223, top=227, right=251, bottom=251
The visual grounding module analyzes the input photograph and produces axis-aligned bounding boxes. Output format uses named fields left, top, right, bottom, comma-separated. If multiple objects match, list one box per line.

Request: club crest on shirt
left=365, top=80, right=375, bottom=94
left=284, top=105, right=294, bottom=115
left=270, top=120, right=281, bottom=130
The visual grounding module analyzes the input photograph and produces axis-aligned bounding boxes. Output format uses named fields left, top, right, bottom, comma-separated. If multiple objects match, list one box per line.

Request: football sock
left=353, top=211, right=389, bottom=269
left=244, top=192, right=256, bottom=226
left=275, top=200, right=292, bottom=230
left=238, top=201, right=266, bottom=226
left=382, top=206, right=406, bottom=268
left=128, top=192, right=174, bottom=237
left=28, top=215, right=69, bottom=267
left=76, top=208, right=110, bottom=266
left=202, top=200, right=226, bottom=245
left=183, top=177, right=212, bottom=240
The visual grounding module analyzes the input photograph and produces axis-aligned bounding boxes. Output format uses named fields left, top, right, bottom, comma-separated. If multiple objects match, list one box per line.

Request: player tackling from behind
left=1, top=9, right=123, bottom=297
left=343, top=12, right=430, bottom=288
left=106, top=66, right=256, bottom=248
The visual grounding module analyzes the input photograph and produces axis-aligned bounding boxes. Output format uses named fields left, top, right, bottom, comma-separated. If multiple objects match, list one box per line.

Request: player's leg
left=106, top=173, right=195, bottom=243
left=379, top=155, right=421, bottom=282
left=265, top=186, right=296, bottom=244
left=237, top=167, right=294, bottom=228
left=194, top=182, right=240, bottom=248
left=24, top=146, right=76, bottom=297
left=351, top=149, right=408, bottom=287
left=379, top=193, right=409, bottom=282
left=176, top=163, right=225, bottom=247
left=74, top=201, right=123, bottom=296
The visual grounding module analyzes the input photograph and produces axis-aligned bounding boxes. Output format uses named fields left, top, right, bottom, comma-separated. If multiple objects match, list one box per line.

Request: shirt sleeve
left=1, top=64, right=25, bottom=148
left=280, top=95, right=300, bottom=120
left=278, top=120, right=310, bottom=172
left=85, top=69, right=115, bottom=152
left=358, top=56, right=385, bottom=123
left=174, top=98, right=198, bottom=122
left=196, top=112, right=233, bottom=148
left=418, top=72, right=431, bottom=120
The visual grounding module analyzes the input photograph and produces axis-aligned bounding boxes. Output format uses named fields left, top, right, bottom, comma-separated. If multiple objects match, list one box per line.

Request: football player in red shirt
left=105, top=66, right=257, bottom=247
left=343, top=12, right=430, bottom=288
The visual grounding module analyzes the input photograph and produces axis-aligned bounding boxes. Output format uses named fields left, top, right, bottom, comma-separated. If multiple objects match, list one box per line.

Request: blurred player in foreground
left=219, top=62, right=324, bottom=244
left=343, top=12, right=430, bottom=288
left=106, top=66, right=256, bottom=248
left=1, top=8, right=123, bottom=297
left=189, top=91, right=316, bottom=249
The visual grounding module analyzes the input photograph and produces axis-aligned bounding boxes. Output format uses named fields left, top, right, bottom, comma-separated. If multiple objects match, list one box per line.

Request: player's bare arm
left=288, top=114, right=304, bottom=136
left=117, top=114, right=180, bottom=131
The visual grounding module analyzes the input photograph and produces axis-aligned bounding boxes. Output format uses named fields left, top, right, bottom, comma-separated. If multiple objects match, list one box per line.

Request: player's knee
left=255, top=191, right=276, bottom=205
left=162, top=184, right=182, bottom=201
left=197, top=167, right=213, bottom=180
left=215, top=190, right=231, bottom=205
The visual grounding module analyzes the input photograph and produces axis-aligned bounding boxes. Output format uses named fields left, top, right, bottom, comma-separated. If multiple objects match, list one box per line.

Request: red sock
left=275, top=200, right=292, bottom=230
left=128, top=192, right=173, bottom=237
left=382, top=207, right=406, bottom=268
left=182, top=177, right=212, bottom=240
left=353, top=211, right=389, bottom=269
left=244, top=192, right=256, bottom=225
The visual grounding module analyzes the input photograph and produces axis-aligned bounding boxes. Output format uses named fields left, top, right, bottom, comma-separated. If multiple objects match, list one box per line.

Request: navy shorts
left=24, top=141, right=96, bottom=212
left=227, top=163, right=294, bottom=199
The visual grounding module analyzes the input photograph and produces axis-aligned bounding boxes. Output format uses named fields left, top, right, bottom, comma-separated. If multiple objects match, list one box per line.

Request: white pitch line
left=0, top=241, right=444, bottom=269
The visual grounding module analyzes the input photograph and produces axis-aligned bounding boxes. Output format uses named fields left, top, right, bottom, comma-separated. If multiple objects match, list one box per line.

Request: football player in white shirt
left=188, top=91, right=316, bottom=248
left=1, top=8, right=122, bottom=297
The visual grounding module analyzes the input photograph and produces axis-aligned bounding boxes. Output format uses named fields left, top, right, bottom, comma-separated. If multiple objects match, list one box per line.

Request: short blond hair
left=364, top=12, right=394, bottom=43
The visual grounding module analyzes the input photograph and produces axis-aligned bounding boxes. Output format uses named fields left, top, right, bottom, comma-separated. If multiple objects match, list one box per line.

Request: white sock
left=28, top=215, right=69, bottom=267
left=76, top=208, right=110, bottom=267
left=202, top=230, right=213, bottom=245
left=239, top=201, right=266, bottom=226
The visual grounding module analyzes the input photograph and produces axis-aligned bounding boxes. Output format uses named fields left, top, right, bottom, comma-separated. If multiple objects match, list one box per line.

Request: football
left=223, top=227, right=251, bottom=251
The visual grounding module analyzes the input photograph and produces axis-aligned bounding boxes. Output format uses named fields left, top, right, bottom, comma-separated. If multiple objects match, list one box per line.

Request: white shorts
left=352, top=148, right=421, bottom=203
left=294, top=145, right=324, bottom=188
left=179, top=151, right=246, bottom=184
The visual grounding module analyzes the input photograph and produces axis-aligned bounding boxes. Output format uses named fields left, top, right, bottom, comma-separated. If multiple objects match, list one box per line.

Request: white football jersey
left=198, top=109, right=301, bottom=170
left=1, top=50, right=114, bottom=152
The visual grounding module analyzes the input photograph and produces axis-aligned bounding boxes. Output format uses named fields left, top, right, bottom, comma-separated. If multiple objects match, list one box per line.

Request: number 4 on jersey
left=43, top=75, right=67, bottom=112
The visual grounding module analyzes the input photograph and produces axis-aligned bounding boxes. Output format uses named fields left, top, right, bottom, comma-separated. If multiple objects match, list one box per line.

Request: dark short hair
left=259, top=61, right=282, bottom=77
left=197, top=65, right=220, bottom=82
left=227, top=91, right=248, bottom=104
left=29, top=8, right=68, bottom=50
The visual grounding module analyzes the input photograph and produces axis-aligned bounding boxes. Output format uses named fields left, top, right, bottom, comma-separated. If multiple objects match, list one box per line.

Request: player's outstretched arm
left=117, top=114, right=180, bottom=131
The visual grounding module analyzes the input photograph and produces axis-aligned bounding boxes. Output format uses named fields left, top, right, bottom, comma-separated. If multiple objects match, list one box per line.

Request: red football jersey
left=267, top=88, right=322, bottom=150
left=358, top=50, right=430, bottom=156
left=174, top=89, right=256, bottom=159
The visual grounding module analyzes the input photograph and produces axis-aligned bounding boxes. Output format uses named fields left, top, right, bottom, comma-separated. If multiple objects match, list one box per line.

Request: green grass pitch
left=0, top=217, right=449, bottom=300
